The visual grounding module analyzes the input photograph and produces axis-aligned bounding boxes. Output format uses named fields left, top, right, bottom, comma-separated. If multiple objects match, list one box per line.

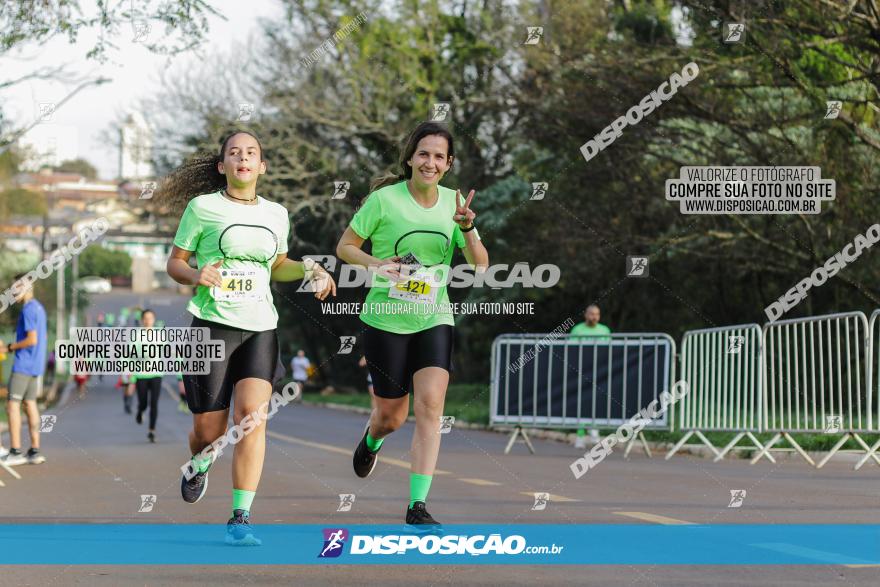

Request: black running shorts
left=363, top=324, right=453, bottom=399
left=183, top=316, right=280, bottom=414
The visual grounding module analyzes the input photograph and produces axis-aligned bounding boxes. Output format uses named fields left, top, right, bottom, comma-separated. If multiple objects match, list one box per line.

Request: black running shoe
left=147, top=431, right=155, bottom=443
left=225, top=509, right=261, bottom=546
left=181, top=462, right=209, bottom=504
left=353, top=428, right=379, bottom=478
left=135, top=411, right=143, bottom=425
left=406, top=501, right=441, bottom=526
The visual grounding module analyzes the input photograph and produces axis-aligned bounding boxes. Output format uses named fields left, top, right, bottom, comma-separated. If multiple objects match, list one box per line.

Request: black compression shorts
left=183, top=316, right=280, bottom=414
left=363, top=324, right=453, bottom=399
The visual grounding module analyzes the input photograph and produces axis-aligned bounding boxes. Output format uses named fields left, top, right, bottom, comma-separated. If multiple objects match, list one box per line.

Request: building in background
left=118, top=112, right=154, bottom=182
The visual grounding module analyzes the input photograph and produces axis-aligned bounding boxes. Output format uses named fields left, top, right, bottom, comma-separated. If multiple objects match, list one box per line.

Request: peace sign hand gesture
left=454, top=189, right=476, bottom=229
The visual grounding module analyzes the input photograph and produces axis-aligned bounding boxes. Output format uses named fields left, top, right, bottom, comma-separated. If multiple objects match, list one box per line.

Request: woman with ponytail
left=163, top=130, right=336, bottom=545
left=336, top=121, right=489, bottom=526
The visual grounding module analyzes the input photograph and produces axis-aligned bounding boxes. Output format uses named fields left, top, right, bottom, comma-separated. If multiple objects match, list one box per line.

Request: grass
left=302, top=384, right=880, bottom=453
left=302, top=383, right=490, bottom=424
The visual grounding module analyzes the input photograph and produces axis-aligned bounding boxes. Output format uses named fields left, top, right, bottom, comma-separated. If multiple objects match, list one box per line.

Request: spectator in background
left=0, top=274, right=48, bottom=465
left=569, top=304, right=611, bottom=339
left=290, top=350, right=311, bottom=393
left=133, top=307, right=143, bottom=327
left=97, top=312, right=105, bottom=328
left=569, top=304, right=612, bottom=447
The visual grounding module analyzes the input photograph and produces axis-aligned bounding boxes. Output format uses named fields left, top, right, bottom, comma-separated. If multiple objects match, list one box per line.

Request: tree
left=55, top=158, right=97, bottom=179
left=0, top=187, right=47, bottom=219
left=78, top=246, right=132, bottom=278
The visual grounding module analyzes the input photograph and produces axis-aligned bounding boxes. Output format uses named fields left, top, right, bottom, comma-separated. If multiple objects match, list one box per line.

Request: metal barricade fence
left=667, top=324, right=763, bottom=461
left=759, top=311, right=877, bottom=468
left=858, top=309, right=880, bottom=469
left=490, top=333, right=675, bottom=454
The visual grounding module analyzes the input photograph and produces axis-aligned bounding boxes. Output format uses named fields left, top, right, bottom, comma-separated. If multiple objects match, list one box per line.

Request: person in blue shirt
left=0, top=273, right=48, bottom=466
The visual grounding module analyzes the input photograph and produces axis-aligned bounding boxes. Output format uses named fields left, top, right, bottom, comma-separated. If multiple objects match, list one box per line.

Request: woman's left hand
left=454, top=189, right=476, bottom=229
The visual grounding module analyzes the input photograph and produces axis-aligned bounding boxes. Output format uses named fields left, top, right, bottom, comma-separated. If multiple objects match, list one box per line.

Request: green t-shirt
left=569, top=322, right=612, bottom=339
left=104, top=313, right=115, bottom=326
left=173, top=191, right=290, bottom=331
left=349, top=181, right=478, bottom=334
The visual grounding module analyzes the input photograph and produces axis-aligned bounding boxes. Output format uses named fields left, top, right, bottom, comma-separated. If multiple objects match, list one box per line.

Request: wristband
left=461, top=223, right=476, bottom=232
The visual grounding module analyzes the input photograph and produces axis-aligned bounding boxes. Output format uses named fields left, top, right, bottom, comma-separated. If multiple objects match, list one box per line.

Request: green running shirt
left=173, top=191, right=290, bottom=331
left=350, top=181, right=478, bottom=334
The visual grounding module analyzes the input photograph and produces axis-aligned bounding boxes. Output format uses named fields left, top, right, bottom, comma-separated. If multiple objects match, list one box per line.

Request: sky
left=1, top=0, right=283, bottom=181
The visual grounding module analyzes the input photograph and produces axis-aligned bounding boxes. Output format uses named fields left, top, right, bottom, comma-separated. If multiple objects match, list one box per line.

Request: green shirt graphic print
left=173, top=191, right=290, bottom=331
left=350, top=181, right=472, bottom=334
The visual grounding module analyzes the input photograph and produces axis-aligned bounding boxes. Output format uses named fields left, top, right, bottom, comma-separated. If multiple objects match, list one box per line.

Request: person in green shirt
left=132, top=309, right=163, bottom=443
left=163, top=130, right=336, bottom=545
left=337, top=122, right=489, bottom=526
left=569, top=304, right=611, bottom=339
left=569, top=304, right=612, bottom=445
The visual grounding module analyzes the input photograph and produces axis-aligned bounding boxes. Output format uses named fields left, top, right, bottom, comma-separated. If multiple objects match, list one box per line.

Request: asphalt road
left=1, top=291, right=878, bottom=585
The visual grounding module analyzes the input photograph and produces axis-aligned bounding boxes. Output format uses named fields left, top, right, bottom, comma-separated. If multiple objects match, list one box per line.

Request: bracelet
left=461, top=223, right=476, bottom=232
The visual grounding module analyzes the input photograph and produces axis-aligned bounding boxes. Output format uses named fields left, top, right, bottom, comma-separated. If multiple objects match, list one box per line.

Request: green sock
left=192, top=453, right=212, bottom=474
left=365, top=432, right=384, bottom=452
left=232, top=489, right=256, bottom=514
left=409, top=473, right=433, bottom=508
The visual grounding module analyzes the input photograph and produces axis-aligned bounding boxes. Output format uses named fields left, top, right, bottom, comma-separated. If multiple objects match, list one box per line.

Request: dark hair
left=142, top=308, right=155, bottom=318
left=154, top=130, right=265, bottom=212
left=369, top=122, right=455, bottom=193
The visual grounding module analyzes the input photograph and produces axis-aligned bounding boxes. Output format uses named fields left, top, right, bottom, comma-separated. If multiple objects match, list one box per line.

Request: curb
left=301, top=399, right=872, bottom=464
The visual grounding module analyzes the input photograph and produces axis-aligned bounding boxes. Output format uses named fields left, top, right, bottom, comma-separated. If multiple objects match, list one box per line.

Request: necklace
left=224, top=188, right=257, bottom=203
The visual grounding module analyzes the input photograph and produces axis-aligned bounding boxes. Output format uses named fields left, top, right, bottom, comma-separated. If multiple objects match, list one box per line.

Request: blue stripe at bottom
left=0, top=524, right=877, bottom=565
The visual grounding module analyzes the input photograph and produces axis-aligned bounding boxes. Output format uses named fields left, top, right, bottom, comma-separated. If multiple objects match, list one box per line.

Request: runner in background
left=118, top=372, right=134, bottom=414
left=358, top=355, right=376, bottom=411
left=290, top=349, right=310, bottom=394
left=132, top=309, right=163, bottom=443
left=176, top=373, right=189, bottom=413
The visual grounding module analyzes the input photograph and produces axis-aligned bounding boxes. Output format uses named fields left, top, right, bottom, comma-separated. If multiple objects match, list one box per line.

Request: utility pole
left=55, top=236, right=67, bottom=376
left=69, top=252, right=79, bottom=330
